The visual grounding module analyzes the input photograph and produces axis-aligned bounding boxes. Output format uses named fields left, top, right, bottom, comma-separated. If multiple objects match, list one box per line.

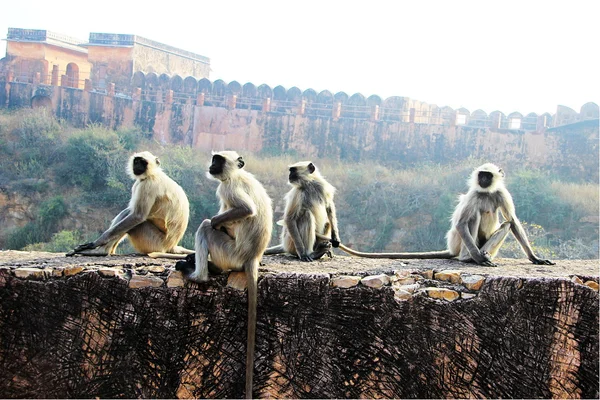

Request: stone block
left=394, top=283, right=420, bottom=293
left=98, top=268, right=123, bottom=278
left=166, top=271, right=185, bottom=288
left=434, top=269, right=462, bottom=284
left=584, top=280, right=599, bottom=291
left=420, top=269, right=434, bottom=279
left=361, top=274, right=390, bottom=289
left=571, top=276, right=583, bottom=285
left=461, top=275, right=485, bottom=291
left=14, top=268, right=46, bottom=280
left=129, top=275, right=164, bottom=289
left=227, top=272, right=247, bottom=290
left=63, top=266, right=84, bottom=277
left=394, top=289, right=412, bottom=301
left=424, top=287, right=460, bottom=302
left=331, top=276, right=361, bottom=288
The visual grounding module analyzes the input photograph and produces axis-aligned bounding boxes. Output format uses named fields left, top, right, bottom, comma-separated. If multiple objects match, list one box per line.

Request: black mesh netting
left=0, top=270, right=598, bottom=398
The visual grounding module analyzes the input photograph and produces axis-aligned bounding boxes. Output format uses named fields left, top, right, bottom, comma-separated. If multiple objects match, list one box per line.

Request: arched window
left=66, top=63, right=79, bottom=88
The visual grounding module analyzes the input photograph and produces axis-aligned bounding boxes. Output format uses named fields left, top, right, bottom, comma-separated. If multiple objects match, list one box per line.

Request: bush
left=56, top=125, right=130, bottom=205
left=5, top=196, right=68, bottom=250
left=23, top=230, right=81, bottom=252
left=0, top=108, right=63, bottom=179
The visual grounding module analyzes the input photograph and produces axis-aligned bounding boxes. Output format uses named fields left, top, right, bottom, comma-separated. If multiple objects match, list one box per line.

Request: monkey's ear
left=155, top=158, right=161, bottom=166
left=498, top=168, right=504, bottom=177
left=237, top=157, right=245, bottom=169
left=308, top=163, right=315, bottom=174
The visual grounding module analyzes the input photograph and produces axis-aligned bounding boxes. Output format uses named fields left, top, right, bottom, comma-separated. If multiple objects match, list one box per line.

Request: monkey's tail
left=245, top=259, right=259, bottom=399
left=147, top=252, right=187, bottom=259
left=315, top=233, right=454, bottom=260
left=263, top=244, right=285, bottom=255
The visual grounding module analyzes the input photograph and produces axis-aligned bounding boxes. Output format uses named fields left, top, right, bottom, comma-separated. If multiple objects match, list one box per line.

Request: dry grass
left=550, top=181, right=599, bottom=216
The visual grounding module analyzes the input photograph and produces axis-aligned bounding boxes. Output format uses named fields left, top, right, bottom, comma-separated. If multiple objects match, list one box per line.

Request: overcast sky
left=1, top=0, right=598, bottom=115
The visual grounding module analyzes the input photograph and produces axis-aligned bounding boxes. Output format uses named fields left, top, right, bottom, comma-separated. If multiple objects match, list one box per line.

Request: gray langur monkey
left=328, top=163, right=554, bottom=267
left=264, top=161, right=340, bottom=262
left=67, top=151, right=193, bottom=257
left=174, top=150, right=273, bottom=399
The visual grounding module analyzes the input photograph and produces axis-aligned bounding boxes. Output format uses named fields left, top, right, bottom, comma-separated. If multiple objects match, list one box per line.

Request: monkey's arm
left=500, top=199, right=555, bottom=265
left=72, top=187, right=154, bottom=253
left=456, top=214, right=496, bottom=266
left=326, top=202, right=340, bottom=248
left=285, top=214, right=312, bottom=262
left=210, top=193, right=256, bottom=230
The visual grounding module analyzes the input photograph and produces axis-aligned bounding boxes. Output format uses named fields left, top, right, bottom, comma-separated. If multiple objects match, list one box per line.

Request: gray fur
left=187, top=150, right=273, bottom=399
left=265, top=161, right=339, bottom=262
left=67, top=151, right=193, bottom=257
left=336, top=163, right=554, bottom=266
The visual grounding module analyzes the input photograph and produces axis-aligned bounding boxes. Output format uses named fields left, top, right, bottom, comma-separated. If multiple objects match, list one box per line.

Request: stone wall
left=2, top=80, right=599, bottom=181
left=0, top=253, right=598, bottom=398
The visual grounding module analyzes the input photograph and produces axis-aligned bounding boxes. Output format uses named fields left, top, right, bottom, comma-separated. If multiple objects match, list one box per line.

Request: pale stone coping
left=2, top=265, right=598, bottom=299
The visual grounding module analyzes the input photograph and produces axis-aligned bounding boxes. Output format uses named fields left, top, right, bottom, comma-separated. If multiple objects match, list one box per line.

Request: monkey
left=174, top=150, right=273, bottom=399
left=327, top=163, right=554, bottom=266
left=67, top=151, right=193, bottom=257
left=264, top=161, right=340, bottom=262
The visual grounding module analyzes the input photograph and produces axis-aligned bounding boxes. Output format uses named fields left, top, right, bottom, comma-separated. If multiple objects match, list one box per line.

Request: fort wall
left=1, top=77, right=598, bottom=181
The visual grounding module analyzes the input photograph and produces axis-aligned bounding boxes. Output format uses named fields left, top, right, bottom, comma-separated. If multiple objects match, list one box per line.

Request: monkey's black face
left=478, top=171, right=494, bottom=188
left=288, top=167, right=299, bottom=182
left=209, top=155, right=226, bottom=176
left=132, top=157, right=148, bottom=176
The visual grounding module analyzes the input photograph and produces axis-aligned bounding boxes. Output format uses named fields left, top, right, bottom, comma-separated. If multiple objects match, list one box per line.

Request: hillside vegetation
left=0, top=108, right=598, bottom=259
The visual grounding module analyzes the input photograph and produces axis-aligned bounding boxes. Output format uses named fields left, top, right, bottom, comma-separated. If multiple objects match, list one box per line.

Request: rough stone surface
left=461, top=274, right=486, bottom=291
left=331, top=275, right=361, bottom=288
left=461, top=292, right=477, bottom=299
left=0, top=251, right=598, bottom=399
left=584, top=280, right=599, bottom=291
left=361, top=274, right=390, bottom=288
left=571, top=276, right=584, bottom=285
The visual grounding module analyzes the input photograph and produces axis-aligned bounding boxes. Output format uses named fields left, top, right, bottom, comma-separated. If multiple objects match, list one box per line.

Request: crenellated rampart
left=1, top=75, right=598, bottom=177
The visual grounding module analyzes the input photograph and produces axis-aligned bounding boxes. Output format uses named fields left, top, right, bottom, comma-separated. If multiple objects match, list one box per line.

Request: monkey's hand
left=473, top=250, right=497, bottom=267
left=330, top=237, right=340, bottom=248
left=210, top=217, right=221, bottom=230
left=66, top=242, right=98, bottom=256
left=531, top=257, right=555, bottom=265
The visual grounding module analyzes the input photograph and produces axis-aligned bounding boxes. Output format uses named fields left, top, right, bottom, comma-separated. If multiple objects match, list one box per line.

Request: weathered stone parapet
left=0, top=252, right=598, bottom=399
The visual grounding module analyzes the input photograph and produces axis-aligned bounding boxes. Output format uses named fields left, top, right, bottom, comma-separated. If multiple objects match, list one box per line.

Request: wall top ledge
left=0, top=251, right=597, bottom=285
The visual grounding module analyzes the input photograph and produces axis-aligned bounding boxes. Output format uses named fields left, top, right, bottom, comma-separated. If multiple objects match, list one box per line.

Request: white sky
left=1, top=0, right=598, bottom=115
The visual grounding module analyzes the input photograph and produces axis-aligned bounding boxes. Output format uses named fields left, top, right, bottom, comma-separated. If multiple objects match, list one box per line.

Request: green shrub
left=23, top=230, right=81, bottom=252
left=5, top=196, right=68, bottom=250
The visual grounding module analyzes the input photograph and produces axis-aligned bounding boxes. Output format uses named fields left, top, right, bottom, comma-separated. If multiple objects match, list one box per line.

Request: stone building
left=0, top=28, right=210, bottom=90
left=1, top=28, right=91, bottom=88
